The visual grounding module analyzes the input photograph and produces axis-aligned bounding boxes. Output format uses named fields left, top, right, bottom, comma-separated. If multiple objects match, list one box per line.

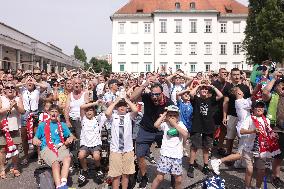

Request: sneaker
left=202, top=165, right=211, bottom=175
left=211, top=159, right=221, bottom=175
left=138, top=174, right=148, bottom=188
left=58, top=183, right=68, bottom=189
left=78, top=170, right=88, bottom=186
left=271, top=177, right=284, bottom=189
left=187, top=165, right=194, bottom=178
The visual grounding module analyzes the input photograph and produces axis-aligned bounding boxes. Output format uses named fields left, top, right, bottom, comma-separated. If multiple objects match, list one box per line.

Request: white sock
left=61, top=178, right=67, bottom=185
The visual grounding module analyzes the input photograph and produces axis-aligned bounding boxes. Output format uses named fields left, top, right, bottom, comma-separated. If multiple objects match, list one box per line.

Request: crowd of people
left=0, top=62, right=283, bottom=189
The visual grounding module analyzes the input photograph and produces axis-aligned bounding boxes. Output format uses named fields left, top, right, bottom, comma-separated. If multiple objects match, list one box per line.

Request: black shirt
left=140, top=93, right=173, bottom=133
left=212, top=80, right=229, bottom=125
left=223, top=83, right=251, bottom=117
left=191, top=95, right=218, bottom=134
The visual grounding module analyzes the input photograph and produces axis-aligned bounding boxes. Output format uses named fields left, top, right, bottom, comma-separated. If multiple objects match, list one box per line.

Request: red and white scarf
left=1, top=119, right=19, bottom=158
left=26, top=112, right=34, bottom=149
left=251, top=115, right=281, bottom=158
left=39, top=112, right=50, bottom=122
left=44, top=120, right=64, bottom=156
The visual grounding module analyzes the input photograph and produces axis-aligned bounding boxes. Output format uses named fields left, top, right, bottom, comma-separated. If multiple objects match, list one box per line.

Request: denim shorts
left=157, top=155, right=183, bottom=175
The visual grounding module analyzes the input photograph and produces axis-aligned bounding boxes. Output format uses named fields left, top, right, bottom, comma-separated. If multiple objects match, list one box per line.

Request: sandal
left=10, top=168, right=21, bottom=177
left=0, top=170, right=7, bottom=179
left=37, top=158, right=45, bottom=166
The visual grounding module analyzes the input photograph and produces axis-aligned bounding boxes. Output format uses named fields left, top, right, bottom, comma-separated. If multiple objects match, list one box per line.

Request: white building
left=111, top=0, right=250, bottom=75
left=95, top=53, right=112, bottom=64
left=0, top=22, right=83, bottom=72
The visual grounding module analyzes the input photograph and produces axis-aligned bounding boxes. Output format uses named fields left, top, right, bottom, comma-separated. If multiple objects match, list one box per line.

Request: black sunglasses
left=151, top=92, right=161, bottom=97
left=5, top=86, right=15, bottom=90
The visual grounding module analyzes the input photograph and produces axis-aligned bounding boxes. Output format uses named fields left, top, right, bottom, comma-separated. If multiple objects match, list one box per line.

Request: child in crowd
left=77, top=100, right=104, bottom=186
left=151, top=105, right=188, bottom=189
left=33, top=104, right=74, bottom=189
left=105, top=96, right=138, bottom=189
left=211, top=86, right=252, bottom=174
left=187, top=83, right=223, bottom=178
left=240, top=101, right=280, bottom=189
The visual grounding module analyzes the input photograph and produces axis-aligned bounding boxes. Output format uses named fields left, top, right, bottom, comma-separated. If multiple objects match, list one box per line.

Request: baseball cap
left=116, top=99, right=127, bottom=107
left=165, top=105, right=179, bottom=112
left=108, top=79, right=119, bottom=87
left=252, top=100, right=266, bottom=109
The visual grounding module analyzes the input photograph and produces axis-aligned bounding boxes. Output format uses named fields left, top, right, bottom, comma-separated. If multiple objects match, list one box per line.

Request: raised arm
left=154, top=112, right=167, bottom=129
left=80, top=100, right=102, bottom=118
left=209, top=85, right=223, bottom=101
left=105, top=97, right=121, bottom=119
left=125, top=98, right=138, bottom=119
left=222, top=96, right=229, bottom=125
left=64, top=94, right=72, bottom=127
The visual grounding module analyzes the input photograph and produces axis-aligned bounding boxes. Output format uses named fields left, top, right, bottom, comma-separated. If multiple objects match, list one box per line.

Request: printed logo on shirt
left=200, top=103, right=208, bottom=116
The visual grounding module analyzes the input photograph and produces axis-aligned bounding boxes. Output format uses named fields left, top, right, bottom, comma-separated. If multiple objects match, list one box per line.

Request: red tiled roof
left=114, top=0, right=248, bottom=14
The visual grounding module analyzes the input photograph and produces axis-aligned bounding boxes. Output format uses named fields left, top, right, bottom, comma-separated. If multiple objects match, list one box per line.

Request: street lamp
left=31, top=41, right=37, bottom=70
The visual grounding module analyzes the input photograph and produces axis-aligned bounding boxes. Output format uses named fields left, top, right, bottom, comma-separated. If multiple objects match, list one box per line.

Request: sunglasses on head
left=151, top=92, right=161, bottom=97
left=5, top=86, right=15, bottom=90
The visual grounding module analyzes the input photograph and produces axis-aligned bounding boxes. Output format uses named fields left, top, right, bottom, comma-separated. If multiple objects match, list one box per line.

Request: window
left=204, top=42, right=212, bottom=55
left=131, top=42, right=138, bottom=55
left=160, top=62, right=167, bottom=71
left=144, top=42, right=151, bottom=55
left=175, top=19, right=182, bottom=33
left=118, top=22, right=125, bottom=34
left=205, top=63, right=211, bottom=72
left=175, top=62, right=182, bottom=71
left=219, top=62, right=227, bottom=69
left=131, top=22, right=138, bottom=34
left=190, top=2, right=196, bottom=9
left=220, top=22, right=227, bottom=33
left=205, top=20, right=212, bottom=33
left=220, top=43, right=227, bottom=55
left=118, top=42, right=126, bottom=55
left=233, top=43, right=241, bottom=55
left=160, top=20, right=167, bottom=33
left=131, top=62, right=139, bottom=72
left=175, top=42, right=182, bottom=55
left=175, top=2, right=181, bottom=10
left=189, top=63, right=196, bottom=73
left=233, top=22, right=240, bottom=33
left=119, top=62, right=125, bottom=72
left=144, top=23, right=151, bottom=33
left=233, top=62, right=241, bottom=69
left=189, top=42, right=197, bottom=55
left=145, top=63, right=151, bottom=72
left=189, top=19, right=197, bottom=33
left=160, top=42, right=167, bottom=55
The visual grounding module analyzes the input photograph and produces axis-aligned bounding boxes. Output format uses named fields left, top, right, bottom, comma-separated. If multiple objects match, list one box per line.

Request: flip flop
left=0, top=170, right=7, bottom=179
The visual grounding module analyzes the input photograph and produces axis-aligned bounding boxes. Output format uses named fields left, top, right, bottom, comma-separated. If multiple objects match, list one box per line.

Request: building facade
left=0, top=22, right=83, bottom=72
left=111, top=0, right=250, bottom=75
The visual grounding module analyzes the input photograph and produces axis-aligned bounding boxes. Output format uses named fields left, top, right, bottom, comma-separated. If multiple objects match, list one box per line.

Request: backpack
left=34, top=166, right=55, bottom=189
left=203, top=175, right=225, bottom=189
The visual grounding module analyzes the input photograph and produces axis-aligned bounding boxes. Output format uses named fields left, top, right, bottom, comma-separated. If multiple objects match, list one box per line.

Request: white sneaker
left=211, top=159, right=221, bottom=175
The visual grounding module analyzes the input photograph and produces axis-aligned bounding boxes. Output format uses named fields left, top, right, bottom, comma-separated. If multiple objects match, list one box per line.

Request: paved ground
left=1, top=143, right=283, bottom=189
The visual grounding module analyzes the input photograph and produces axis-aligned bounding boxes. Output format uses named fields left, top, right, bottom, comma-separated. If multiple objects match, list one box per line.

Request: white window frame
left=220, top=43, right=227, bottom=55
left=160, top=62, right=168, bottom=72
left=145, top=62, right=151, bottom=72
left=189, top=42, right=197, bottom=55
left=144, top=22, right=151, bottom=33
left=219, top=62, right=227, bottom=69
left=233, top=42, right=241, bottom=55
left=118, top=42, right=126, bottom=55
left=131, top=22, right=138, bottom=34
left=233, top=22, right=240, bottom=33
left=118, top=22, right=125, bottom=34
left=220, top=22, right=227, bottom=33
left=144, top=42, right=151, bottom=55
left=160, top=42, right=167, bottom=55
left=175, top=42, right=182, bottom=55
left=189, top=19, right=197, bottom=33
left=131, top=42, right=139, bottom=55
left=204, top=42, right=212, bottom=55
left=160, top=19, right=167, bottom=33
left=205, top=19, right=212, bottom=33
left=175, top=19, right=182, bottom=33
left=205, top=62, right=212, bottom=72
left=233, top=62, right=241, bottom=69
left=131, top=62, right=139, bottom=73
left=175, top=62, right=182, bottom=71
left=189, top=62, right=197, bottom=73
left=118, top=62, right=126, bottom=72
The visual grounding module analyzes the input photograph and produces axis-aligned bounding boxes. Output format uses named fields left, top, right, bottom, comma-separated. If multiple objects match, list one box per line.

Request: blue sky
left=0, top=0, right=248, bottom=59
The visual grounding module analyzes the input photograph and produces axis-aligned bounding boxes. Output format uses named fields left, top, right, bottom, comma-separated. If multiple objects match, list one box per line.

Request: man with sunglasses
left=263, top=71, right=284, bottom=188
left=131, top=76, right=173, bottom=188
left=103, top=79, right=120, bottom=106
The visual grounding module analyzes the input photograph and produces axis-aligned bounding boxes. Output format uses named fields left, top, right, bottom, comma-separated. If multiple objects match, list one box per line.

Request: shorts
left=190, top=133, right=213, bottom=149
left=274, top=132, right=284, bottom=159
left=226, top=115, right=238, bottom=140
left=108, top=151, right=135, bottom=177
left=0, top=130, right=22, bottom=146
left=21, top=110, right=39, bottom=127
left=41, top=145, right=70, bottom=167
left=79, top=145, right=102, bottom=155
left=136, top=127, right=157, bottom=158
left=157, top=155, right=183, bottom=176
left=242, top=150, right=266, bottom=170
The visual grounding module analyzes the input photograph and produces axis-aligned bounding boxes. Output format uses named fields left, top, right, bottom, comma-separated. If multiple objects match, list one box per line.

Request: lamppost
left=31, top=41, right=37, bottom=70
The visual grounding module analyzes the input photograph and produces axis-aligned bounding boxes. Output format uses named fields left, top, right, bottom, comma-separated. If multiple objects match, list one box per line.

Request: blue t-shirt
left=177, top=99, right=193, bottom=132
left=35, top=121, right=71, bottom=151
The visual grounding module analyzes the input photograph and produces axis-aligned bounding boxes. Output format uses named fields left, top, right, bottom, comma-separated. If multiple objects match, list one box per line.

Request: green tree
left=243, top=0, right=284, bottom=64
left=89, top=57, right=112, bottom=73
left=73, top=45, right=88, bottom=68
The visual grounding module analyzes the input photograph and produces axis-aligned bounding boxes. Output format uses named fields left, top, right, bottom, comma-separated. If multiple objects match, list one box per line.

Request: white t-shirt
left=159, top=121, right=188, bottom=159
left=170, top=84, right=184, bottom=105
left=109, top=112, right=134, bottom=153
left=241, top=116, right=270, bottom=153
left=235, top=98, right=252, bottom=136
left=80, top=116, right=102, bottom=147
left=103, top=91, right=119, bottom=104
left=96, top=83, right=105, bottom=96
left=0, top=96, right=21, bottom=131
left=21, top=86, right=40, bottom=111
